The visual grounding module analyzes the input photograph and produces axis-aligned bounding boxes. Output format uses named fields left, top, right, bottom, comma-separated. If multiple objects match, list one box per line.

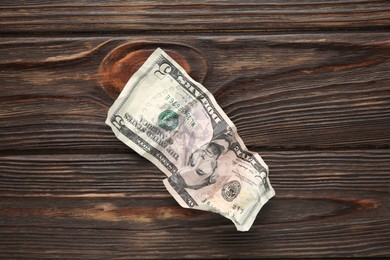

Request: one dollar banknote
left=106, top=48, right=275, bottom=231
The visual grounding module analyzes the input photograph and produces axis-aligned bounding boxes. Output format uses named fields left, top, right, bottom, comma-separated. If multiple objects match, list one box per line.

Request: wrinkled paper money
left=106, top=48, right=275, bottom=231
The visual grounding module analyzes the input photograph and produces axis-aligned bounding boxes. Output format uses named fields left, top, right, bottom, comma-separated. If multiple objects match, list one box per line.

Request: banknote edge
left=237, top=180, right=276, bottom=231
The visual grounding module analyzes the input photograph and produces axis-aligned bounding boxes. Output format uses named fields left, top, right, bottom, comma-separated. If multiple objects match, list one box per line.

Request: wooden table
left=1, top=1, right=389, bottom=258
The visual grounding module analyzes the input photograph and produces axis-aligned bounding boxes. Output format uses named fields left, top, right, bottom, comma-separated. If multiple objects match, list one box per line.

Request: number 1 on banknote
left=106, top=48, right=275, bottom=231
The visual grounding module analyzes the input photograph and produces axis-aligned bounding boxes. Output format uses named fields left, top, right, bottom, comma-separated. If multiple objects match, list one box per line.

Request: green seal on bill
left=158, top=110, right=179, bottom=131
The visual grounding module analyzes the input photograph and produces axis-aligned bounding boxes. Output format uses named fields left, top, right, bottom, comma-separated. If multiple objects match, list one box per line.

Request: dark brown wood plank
left=0, top=194, right=388, bottom=258
left=0, top=34, right=389, bottom=151
left=0, top=1, right=389, bottom=33
left=0, top=150, right=389, bottom=196
left=0, top=150, right=389, bottom=257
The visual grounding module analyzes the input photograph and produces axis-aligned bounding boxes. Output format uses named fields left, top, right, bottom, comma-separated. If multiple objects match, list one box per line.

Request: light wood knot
left=99, top=42, right=208, bottom=99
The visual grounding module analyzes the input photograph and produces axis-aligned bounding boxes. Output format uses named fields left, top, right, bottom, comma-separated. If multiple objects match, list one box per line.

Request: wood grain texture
left=0, top=150, right=389, bottom=257
left=1, top=1, right=390, bottom=257
left=0, top=150, right=389, bottom=197
left=0, top=1, right=389, bottom=33
left=0, top=34, right=389, bottom=152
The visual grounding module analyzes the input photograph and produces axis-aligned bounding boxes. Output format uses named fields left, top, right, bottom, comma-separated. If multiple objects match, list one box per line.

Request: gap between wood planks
left=0, top=27, right=390, bottom=37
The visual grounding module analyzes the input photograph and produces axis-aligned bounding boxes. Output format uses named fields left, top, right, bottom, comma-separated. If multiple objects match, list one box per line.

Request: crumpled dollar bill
left=106, top=48, right=275, bottom=231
